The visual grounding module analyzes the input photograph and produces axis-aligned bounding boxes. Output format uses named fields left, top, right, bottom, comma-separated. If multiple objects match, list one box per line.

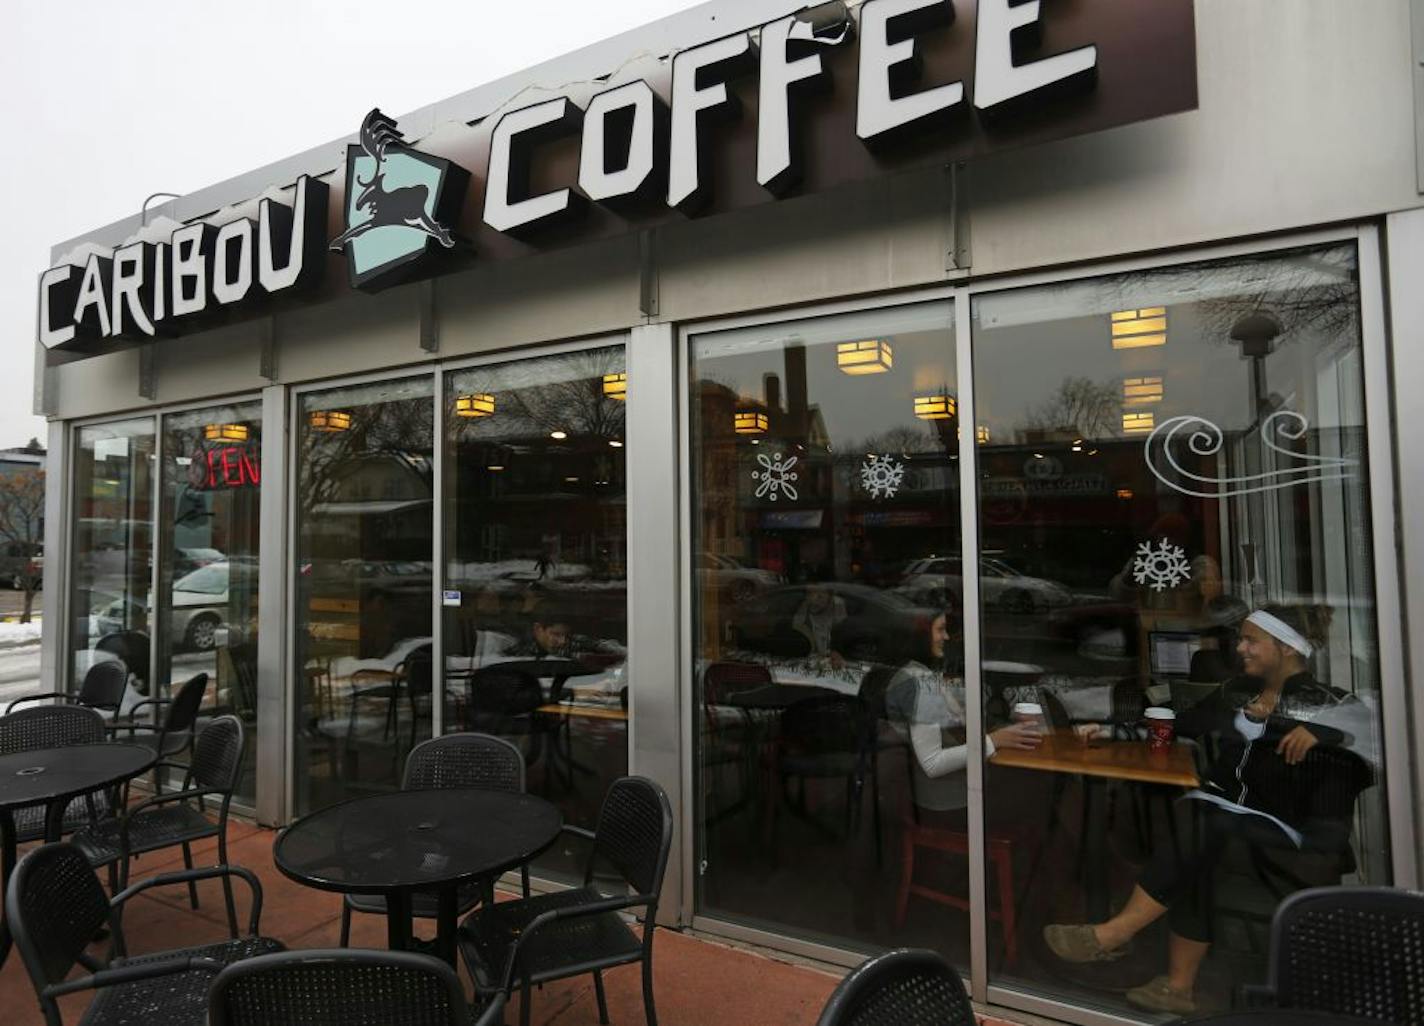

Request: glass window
left=294, top=377, right=434, bottom=814
left=70, top=419, right=155, bottom=699
left=971, top=243, right=1389, bottom=1018
left=442, top=347, right=628, bottom=880
left=690, top=302, right=972, bottom=964
left=156, top=402, right=262, bottom=805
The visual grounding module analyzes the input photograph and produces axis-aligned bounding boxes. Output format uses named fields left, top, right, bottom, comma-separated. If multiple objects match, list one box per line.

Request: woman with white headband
left=1042, top=602, right=1372, bottom=1016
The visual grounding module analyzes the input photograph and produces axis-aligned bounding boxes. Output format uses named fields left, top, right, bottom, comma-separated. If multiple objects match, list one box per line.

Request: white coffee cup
left=1012, top=702, right=1045, bottom=731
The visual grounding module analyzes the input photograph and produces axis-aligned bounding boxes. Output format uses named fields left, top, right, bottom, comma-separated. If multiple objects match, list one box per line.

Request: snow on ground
left=0, top=620, right=43, bottom=648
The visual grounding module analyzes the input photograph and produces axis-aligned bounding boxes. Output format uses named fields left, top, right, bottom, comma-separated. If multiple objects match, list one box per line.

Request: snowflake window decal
left=1132, top=537, right=1192, bottom=592
left=859, top=454, right=905, bottom=500
left=752, top=451, right=799, bottom=502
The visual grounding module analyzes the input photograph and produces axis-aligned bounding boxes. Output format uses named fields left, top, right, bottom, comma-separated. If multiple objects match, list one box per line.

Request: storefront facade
left=34, top=2, right=1424, bottom=1022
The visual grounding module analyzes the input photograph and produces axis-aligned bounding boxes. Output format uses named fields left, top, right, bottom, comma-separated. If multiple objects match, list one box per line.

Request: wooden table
left=991, top=729, right=1198, bottom=921
left=990, top=728, right=1198, bottom=787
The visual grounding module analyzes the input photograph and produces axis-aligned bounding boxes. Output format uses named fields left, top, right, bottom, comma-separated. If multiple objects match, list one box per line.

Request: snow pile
left=0, top=620, right=43, bottom=648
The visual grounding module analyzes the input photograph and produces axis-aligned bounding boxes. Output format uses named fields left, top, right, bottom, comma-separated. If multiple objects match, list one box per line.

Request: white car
left=96, top=561, right=253, bottom=651
left=695, top=552, right=782, bottom=602
left=899, top=555, right=1072, bottom=613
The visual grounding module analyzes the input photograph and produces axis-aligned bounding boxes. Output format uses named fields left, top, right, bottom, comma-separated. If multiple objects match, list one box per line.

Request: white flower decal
left=1132, top=537, right=1192, bottom=591
left=859, top=454, right=905, bottom=500
left=752, top=451, right=799, bottom=501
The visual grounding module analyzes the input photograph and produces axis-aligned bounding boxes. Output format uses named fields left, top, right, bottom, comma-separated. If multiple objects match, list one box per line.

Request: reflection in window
left=972, top=244, right=1388, bottom=1019
left=294, top=377, right=434, bottom=815
left=157, top=403, right=262, bottom=804
left=70, top=420, right=155, bottom=703
left=442, top=348, right=628, bottom=880
left=690, top=302, right=982, bottom=966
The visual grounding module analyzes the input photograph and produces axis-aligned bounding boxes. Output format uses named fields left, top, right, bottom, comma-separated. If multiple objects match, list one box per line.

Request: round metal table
left=722, top=683, right=839, bottom=710
left=0, top=742, right=156, bottom=966
left=274, top=788, right=562, bottom=966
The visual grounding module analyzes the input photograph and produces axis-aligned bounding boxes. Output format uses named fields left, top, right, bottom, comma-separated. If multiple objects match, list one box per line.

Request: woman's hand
left=1073, top=723, right=1108, bottom=742
left=991, top=722, right=1043, bottom=751
left=1277, top=725, right=1318, bottom=765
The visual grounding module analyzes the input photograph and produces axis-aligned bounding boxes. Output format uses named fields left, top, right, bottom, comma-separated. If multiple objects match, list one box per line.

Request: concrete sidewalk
left=1, top=819, right=1024, bottom=1025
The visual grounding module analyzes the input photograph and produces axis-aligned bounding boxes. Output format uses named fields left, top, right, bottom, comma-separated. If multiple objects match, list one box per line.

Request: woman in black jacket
left=1042, top=603, right=1372, bottom=1016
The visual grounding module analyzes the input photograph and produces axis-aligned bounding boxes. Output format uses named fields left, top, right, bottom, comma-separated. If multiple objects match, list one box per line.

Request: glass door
left=293, top=376, right=435, bottom=815
left=155, top=402, right=263, bottom=805
left=688, top=300, right=972, bottom=962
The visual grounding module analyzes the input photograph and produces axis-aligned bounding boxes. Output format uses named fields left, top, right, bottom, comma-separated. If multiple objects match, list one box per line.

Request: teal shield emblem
left=330, top=109, right=470, bottom=291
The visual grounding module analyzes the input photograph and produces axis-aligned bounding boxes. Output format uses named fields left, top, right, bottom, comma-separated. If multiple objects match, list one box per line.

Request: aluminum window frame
left=675, top=221, right=1413, bottom=1026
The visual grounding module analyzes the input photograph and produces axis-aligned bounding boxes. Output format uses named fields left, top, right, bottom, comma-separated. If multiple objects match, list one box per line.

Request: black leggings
left=1137, top=802, right=1296, bottom=943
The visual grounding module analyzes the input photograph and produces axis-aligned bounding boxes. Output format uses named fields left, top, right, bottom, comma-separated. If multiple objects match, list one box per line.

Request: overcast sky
left=0, top=0, right=701, bottom=451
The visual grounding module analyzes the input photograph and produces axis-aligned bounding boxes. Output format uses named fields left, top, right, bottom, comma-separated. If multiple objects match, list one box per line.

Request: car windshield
left=174, top=563, right=228, bottom=595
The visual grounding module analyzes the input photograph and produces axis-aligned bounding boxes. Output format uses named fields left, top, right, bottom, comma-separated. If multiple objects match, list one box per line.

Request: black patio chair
left=774, top=694, right=878, bottom=849
left=72, top=715, right=247, bottom=934
left=0, top=704, right=112, bottom=853
left=458, top=775, right=674, bottom=1026
left=95, top=630, right=150, bottom=693
left=462, top=665, right=546, bottom=756
left=208, top=948, right=508, bottom=1026
left=5, top=841, right=282, bottom=1026
left=815, top=947, right=974, bottom=1026
left=5, top=660, right=129, bottom=716
left=1242, top=885, right=1424, bottom=1024
left=340, top=733, right=531, bottom=946
left=109, top=672, right=209, bottom=793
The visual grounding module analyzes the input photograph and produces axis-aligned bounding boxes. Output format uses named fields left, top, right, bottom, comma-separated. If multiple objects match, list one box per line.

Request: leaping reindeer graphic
left=330, top=109, right=455, bottom=251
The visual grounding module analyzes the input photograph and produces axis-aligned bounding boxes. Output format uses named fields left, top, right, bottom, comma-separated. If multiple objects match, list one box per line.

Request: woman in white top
left=885, top=610, right=1042, bottom=828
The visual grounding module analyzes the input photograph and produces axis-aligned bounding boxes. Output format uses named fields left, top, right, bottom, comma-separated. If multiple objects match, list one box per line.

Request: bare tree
left=1021, top=376, right=1122, bottom=440
left=0, top=468, right=44, bottom=623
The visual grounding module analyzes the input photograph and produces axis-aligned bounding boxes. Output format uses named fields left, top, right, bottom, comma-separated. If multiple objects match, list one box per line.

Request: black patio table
left=0, top=741, right=156, bottom=966
left=273, top=787, right=562, bottom=967
left=722, top=682, right=840, bottom=710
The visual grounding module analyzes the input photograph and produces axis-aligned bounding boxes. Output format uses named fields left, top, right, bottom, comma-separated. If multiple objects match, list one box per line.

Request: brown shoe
left=1042, top=923, right=1127, bottom=963
left=1126, top=976, right=1196, bottom=1016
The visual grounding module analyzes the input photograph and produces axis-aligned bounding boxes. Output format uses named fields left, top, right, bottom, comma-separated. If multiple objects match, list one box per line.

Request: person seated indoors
left=1044, top=604, right=1373, bottom=1016
left=886, top=609, right=1042, bottom=829
left=791, top=573, right=848, bottom=668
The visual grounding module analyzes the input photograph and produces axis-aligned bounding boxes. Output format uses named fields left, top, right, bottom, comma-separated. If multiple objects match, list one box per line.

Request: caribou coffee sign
left=38, top=0, right=1195, bottom=348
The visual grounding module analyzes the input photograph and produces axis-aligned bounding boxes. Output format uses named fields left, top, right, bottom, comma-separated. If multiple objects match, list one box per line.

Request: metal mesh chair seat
left=459, top=885, right=644, bottom=987
left=10, top=791, right=112, bottom=844
left=72, top=802, right=217, bottom=866
left=345, top=878, right=486, bottom=918
left=1245, top=885, right=1424, bottom=1023
left=458, top=776, right=673, bottom=1026
left=208, top=949, right=481, bottom=1026
left=815, top=948, right=975, bottom=1026
left=7, top=842, right=281, bottom=1026
left=79, top=939, right=287, bottom=1026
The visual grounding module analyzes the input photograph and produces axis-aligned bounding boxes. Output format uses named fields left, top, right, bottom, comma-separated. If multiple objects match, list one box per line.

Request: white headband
left=1247, top=610, right=1313, bottom=657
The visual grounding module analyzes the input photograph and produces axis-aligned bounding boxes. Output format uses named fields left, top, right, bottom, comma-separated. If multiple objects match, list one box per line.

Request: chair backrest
left=1263, top=885, right=1424, bottom=1024
left=77, top=659, right=129, bottom=713
left=190, top=714, right=246, bottom=793
left=0, top=704, right=105, bottom=755
left=6, top=843, right=115, bottom=1000
left=781, top=694, right=867, bottom=757
left=704, top=661, right=773, bottom=703
left=815, top=948, right=975, bottom=1026
left=589, top=776, right=674, bottom=900
left=403, top=732, right=525, bottom=793
left=164, top=672, right=209, bottom=733
left=857, top=664, right=899, bottom=723
left=402, top=646, right=434, bottom=698
left=208, top=949, right=473, bottom=1026
left=95, top=630, right=150, bottom=685
left=464, top=666, right=543, bottom=721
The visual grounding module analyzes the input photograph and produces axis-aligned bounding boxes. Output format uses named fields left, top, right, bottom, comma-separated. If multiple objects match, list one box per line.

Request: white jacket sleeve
left=910, top=722, right=995, bottom=777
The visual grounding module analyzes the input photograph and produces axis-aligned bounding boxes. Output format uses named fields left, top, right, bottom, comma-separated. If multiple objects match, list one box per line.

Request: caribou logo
left=331, top=109, right=470, bottom=291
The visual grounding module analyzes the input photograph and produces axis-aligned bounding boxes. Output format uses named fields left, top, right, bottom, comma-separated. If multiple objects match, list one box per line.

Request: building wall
left=42, top=1, right=1424, bottom=420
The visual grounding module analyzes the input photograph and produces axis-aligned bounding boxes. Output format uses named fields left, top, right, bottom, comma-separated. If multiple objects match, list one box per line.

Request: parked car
left=726, top=581, right=937, bottom=663
left=694, top=552, right=782, bottom=602
left=898, top=555, right=1073, bottom=613
left=96, top=560, right=255, bottom=651
left=173, top=546, right=225, bottom=575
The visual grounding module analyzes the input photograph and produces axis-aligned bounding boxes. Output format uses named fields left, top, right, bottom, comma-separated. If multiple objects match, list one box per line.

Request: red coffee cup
left=1145, top=707, right=1175, bottom=751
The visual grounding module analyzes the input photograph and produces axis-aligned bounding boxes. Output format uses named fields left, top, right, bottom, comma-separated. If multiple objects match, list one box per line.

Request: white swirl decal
left=1144, top=411, right=1357, bottom=498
